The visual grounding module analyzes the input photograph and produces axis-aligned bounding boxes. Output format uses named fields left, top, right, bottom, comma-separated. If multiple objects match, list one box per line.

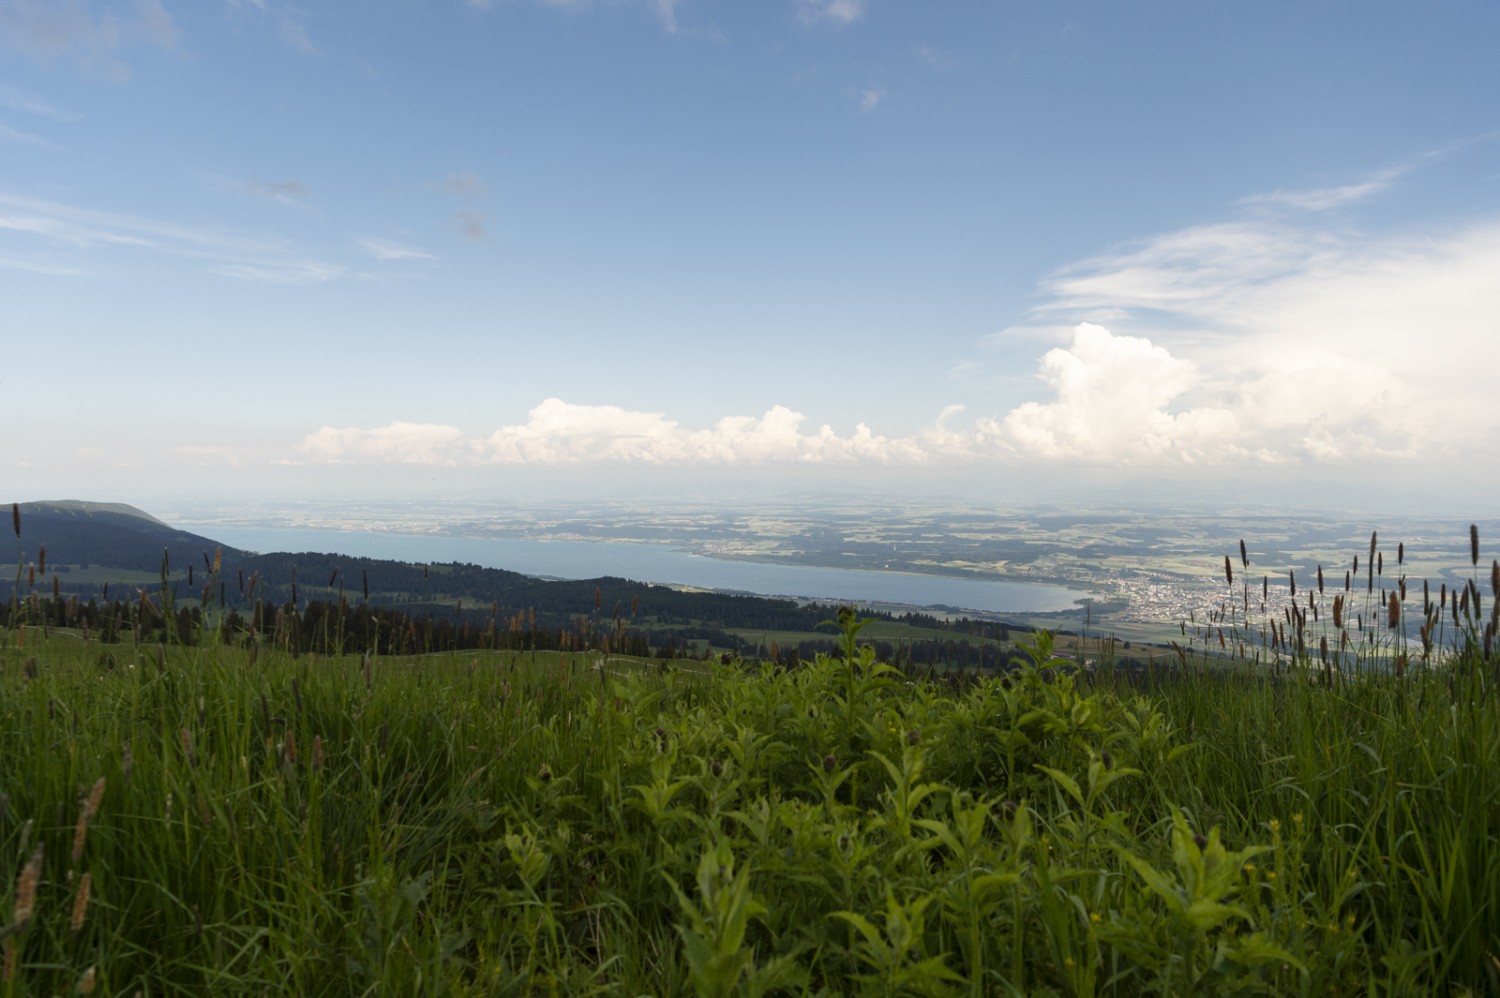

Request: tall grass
left=1, top=523, right=1498, bottom=994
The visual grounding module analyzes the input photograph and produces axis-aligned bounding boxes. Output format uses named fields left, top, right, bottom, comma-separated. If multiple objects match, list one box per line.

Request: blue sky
left=3, top=0, right=1498, bottom=509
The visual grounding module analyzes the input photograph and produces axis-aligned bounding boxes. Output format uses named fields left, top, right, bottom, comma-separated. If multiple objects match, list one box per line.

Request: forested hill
left=5, top=500, right=248, bottom=572
left=3, top=500, right=869, bottom=635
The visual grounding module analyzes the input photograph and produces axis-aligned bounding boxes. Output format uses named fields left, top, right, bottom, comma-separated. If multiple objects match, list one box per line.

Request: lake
left=199, top=526, right=1093, bottom=615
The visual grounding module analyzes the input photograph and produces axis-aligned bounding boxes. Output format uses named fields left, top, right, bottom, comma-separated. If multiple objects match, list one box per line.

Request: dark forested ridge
left=3, top=500, right=249, bottom=572
left=4, top=499, right=1051, bottom=667
left=3, top=503, right=849, bottom=626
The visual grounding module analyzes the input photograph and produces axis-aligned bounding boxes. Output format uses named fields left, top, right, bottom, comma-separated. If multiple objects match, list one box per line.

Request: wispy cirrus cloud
left=913, top=44, right=958, bottom=71
left=0, top=0, right=179, bottom=80
left=0, top=122, right=54, bottom=147
left=0, top=190, right=347, bottom=283
left=854, top=86, right=885, bottom=112
left=277, top=14, right=317, bottom=54
left=356, top=236, right=435, bottom=262
left=0, top=253, right=91, bottom=277
left=0, top=85, right=78, bottom=120
left=1239, top=165, right=1407, bottom=213
left=236, top=179, right=309, bottom=204
left=225, top=0, right=319, bottom=54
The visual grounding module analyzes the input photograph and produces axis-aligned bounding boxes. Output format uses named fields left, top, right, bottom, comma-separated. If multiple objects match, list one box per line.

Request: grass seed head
left=10, top=502, right=18, bottom=538
left=1472, top=524, right=1480, bottom=566
left=70, top=872, right=92, bottom=932
left=71, top=777, right=105, bottom=863
left=13, top=843, right=44, bottom=926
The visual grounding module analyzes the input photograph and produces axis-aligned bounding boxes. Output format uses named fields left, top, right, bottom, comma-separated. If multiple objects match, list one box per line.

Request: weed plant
left=2, top=521, right=1498, bottom=995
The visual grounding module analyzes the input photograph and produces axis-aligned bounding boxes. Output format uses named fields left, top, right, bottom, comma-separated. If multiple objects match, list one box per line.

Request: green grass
left=3, top=549, right=1500, bottom=995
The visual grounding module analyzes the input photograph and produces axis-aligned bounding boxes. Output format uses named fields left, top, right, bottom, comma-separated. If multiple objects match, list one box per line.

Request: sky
left=3, top=0, right=1499, bottom=512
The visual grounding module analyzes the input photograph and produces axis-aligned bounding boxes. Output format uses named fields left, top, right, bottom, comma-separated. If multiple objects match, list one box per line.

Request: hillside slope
left=5, top=500, right=247, bottom=572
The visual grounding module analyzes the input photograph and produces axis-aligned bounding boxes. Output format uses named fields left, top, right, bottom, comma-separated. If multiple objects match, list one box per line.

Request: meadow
left=3, top=526, right=1499, bottom=995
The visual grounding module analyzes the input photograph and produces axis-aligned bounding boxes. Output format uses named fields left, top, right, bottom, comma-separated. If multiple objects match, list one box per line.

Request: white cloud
left=298, top=401, right=953, bottom=467
left=0, top=122, right=54, bottom=147
left=651, top=0, right=685, bottom=33
left=277, top=15, right=317, bottom=54
left=225, top=1, right=319, bottom=55
left=797, top=0, right=864, bottom=26
left=982, top=324, right=1239, bottom=463
left=237, top=179, right=308, bottom=203
left=0, top=189, right=346, bottom=282
left=1240, top=166, right=1406, bottom=213
left=987, top=162, right=1500, bottom=466
left=913, top=44, right=958, bottom=71
left=355, top=236, right=436, bottom=262
left=0, top=86, right=78, bottom=120
left=301, top=423, right=467, bottom=465
left=856, top=87, right=885, bottom=113
left=211, top=258, right=344, bottom=284
left=479, top=399, right=927, bottom=464
left=0, top=253, right=90, bottom=277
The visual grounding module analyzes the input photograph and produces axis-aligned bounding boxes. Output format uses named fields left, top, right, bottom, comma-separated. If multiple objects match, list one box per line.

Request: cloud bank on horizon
left=301, top=170, right=1498, bottom=469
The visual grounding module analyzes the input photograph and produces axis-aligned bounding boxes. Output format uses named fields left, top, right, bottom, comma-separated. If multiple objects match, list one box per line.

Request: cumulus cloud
left=301, top=423, right=467, bottom=465
left=297, top=400, right=951, bottom=467
left=981, top=324, right=1237, bottom=463
left=479, top=399, right=931, bottom=464
left=855, top=87, right=885, bottom=112
left=991, top=162, right=1500, bottom=465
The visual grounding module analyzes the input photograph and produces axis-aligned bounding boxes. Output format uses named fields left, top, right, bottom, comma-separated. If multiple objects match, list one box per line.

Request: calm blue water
left=202, top=526, right=1092, bottom=614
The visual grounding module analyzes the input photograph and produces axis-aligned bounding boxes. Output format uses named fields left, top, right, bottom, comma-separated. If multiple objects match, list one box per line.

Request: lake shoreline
left=184, top=523, right=1097, bottom=616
